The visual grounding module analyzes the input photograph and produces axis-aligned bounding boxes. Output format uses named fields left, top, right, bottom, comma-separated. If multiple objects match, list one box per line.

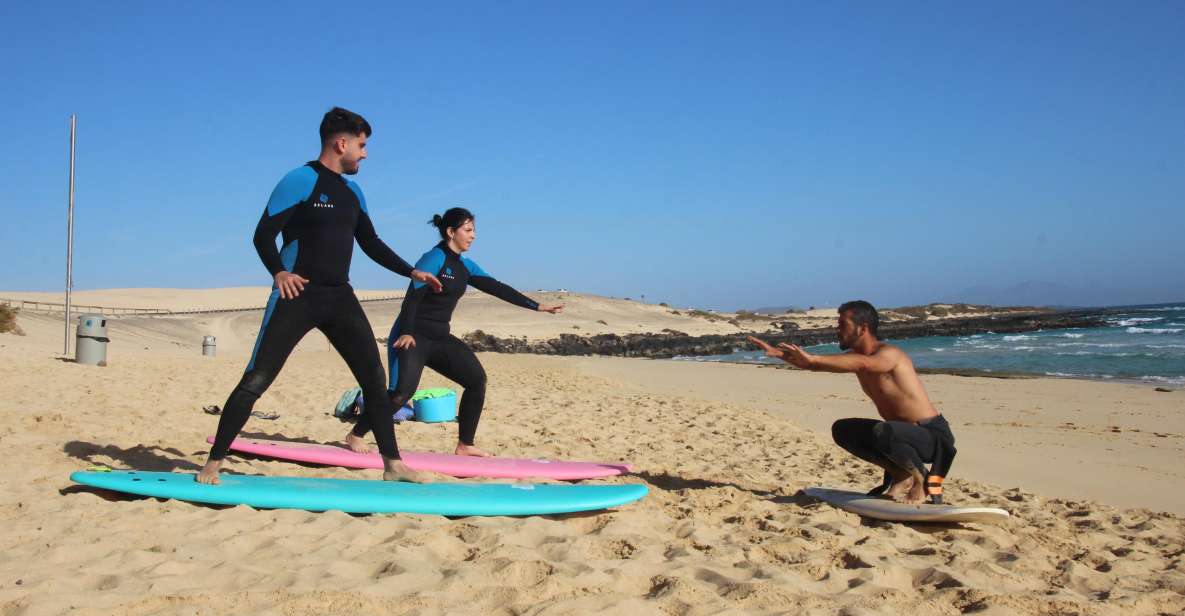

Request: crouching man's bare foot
left=382, top=457, right=441, bottom=483
left=889, top=469, right=928, bottom=504
left=344, top=432, right=372, bottom=454
left=900, top=471, right=928, bottom=504
left=455, top=442, right=491, bottom=457
left=882, top=473, right=914, bottom=501
left=196, top=458, right=223, bottom=485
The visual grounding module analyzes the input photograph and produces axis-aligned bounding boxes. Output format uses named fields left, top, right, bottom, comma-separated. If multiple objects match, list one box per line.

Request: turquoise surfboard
left=69, top=470, right=648, bottom=516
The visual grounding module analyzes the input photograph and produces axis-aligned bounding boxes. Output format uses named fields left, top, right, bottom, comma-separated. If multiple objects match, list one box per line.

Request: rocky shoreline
left=435, top=309, right=1111, bottom=359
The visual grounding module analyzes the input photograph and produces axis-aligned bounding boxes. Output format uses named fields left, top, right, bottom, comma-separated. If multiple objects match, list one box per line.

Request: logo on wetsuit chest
left=441, top=266, right=455, bottom=280
left=313, top=193, right=334, bottom=208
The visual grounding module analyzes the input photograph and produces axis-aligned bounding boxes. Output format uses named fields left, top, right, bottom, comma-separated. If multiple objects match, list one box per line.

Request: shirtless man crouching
left=748, top=300, right=956, bottom=504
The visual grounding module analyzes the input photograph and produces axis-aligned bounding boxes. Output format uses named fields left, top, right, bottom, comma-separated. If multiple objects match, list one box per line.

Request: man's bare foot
left=889, top=469, right=927, bottom=504
left=899, top=478, right=928, bottom=505
left=455, top=442, right=491, bottom=457
left=381, top=458, right=441, bottom=483
left=344, top=432, right=372, bottom=454
left=196, top=458, right=222, bottom=485
left=882, top=475, right=914, bottom=501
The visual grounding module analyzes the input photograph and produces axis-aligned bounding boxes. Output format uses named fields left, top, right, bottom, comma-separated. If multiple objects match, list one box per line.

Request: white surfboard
left=805, top=487, right=1010, bottom=524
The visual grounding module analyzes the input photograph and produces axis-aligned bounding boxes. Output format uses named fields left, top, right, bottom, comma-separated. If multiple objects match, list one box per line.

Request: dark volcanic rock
left=439, top=310, right=1111, bottom=359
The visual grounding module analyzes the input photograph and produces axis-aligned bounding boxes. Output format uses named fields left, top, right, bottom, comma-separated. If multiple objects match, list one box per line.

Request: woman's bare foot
left=455, top=442, right=491, bottom=457
left=196, top=458, right=223, bottom=485
left=344, top=432, right=372, bottom=454
left=381, top=458, right=440, bottom=483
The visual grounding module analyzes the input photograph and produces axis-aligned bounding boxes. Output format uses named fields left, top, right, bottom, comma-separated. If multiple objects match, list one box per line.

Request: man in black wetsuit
left=198, top=107, right=443, bottom=485
left=749, top=301, right=956, bottom=504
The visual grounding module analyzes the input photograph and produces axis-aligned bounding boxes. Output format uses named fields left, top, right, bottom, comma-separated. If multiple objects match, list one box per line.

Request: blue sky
left=1, top=1, right=1182, bottom=309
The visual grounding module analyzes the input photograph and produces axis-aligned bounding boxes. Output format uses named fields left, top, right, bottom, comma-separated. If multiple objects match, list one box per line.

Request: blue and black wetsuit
left=351, top=241, right=539, bottom=446
left=209, top=161, right=415, bottom=461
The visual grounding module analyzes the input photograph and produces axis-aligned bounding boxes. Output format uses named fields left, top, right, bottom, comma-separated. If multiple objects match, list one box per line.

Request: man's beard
left=342, top=159, right=360, bottom=175
left=838, top=337, right=851, bottom=351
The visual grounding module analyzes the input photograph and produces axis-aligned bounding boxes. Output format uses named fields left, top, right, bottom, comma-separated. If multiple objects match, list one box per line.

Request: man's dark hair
left=320, top=107, right=372, bottom=144
left=838, top=300, right=879, bottom=338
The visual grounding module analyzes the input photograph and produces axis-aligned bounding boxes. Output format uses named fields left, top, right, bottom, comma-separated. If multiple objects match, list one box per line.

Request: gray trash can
left=76, top=314, right=109, bottom=366
left=202, top=335, right=216, bottom=357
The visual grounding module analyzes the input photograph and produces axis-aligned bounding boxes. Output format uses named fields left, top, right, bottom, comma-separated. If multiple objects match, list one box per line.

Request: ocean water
left=675, top=303, right=1185, bottom=386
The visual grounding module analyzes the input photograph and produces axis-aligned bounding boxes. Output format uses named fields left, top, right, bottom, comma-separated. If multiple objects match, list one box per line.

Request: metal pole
left=64, top=114, right=76, bottom=356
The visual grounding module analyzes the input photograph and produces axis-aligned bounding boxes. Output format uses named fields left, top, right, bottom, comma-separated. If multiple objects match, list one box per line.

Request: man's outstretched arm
left=746, top=336, right=898, bottom=373
left=783, top=343, right=898, bottom=373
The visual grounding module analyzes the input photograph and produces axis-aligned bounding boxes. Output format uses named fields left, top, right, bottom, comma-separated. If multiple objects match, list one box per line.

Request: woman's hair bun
left=428, top=207, right=475, bottom=239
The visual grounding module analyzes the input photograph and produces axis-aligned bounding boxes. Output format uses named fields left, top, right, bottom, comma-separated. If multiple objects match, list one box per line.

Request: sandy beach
left=1, top=289, right=1183, bottom=614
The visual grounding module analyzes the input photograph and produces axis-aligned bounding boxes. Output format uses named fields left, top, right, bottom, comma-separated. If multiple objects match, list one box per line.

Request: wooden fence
left=0, top=295, right=403, bottom=318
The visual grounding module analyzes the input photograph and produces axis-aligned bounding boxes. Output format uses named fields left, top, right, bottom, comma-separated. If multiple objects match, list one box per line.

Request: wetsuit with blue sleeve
left=352, top=241, right=539, bottom=446
left=209, top=161, right=414, bottom=462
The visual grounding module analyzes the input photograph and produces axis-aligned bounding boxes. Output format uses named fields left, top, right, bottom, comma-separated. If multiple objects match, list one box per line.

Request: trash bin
left=202, top=335, right=216, bottom=357
left=76, top=314, right=109, bottom=366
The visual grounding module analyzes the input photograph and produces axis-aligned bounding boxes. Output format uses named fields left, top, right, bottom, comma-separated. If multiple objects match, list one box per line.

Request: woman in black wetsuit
left=346, top=207, right=563, bottom=456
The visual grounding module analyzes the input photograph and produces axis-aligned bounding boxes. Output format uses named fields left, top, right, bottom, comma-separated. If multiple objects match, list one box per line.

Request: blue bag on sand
left=333, top=387, right=415, bottom=423
left=333, top=387, right=362, bottom=419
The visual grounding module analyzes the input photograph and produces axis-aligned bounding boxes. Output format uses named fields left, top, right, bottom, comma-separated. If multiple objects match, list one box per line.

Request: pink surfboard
left=207, top=437, right=633, bottom=480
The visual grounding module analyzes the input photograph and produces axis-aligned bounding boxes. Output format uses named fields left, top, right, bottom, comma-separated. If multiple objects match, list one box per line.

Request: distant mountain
left=947, top=281, right=1175, bottom=308
left=748, top=305, right=808, bottom=314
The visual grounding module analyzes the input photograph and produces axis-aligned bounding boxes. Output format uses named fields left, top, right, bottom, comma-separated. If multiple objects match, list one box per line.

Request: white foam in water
left=1045, top=372, right=1116, bottom=380
left=1044, top=372, right=1183, bottom=385
left=1112, top=317, right=1164, bottom=326
left=1003, top=335, right=1036, bottom=341
left=1127, top=327, right=1184, bottom=334
left=1054, top=351, right=1149, bottom=357
left=1060, top=333, right=1084, bottom=338
left=1140, top=375, right=1185, bottom=385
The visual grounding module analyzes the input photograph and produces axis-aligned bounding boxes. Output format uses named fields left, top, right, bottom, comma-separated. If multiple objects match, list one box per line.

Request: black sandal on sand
left=202, top=405, right=280, bottom=420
